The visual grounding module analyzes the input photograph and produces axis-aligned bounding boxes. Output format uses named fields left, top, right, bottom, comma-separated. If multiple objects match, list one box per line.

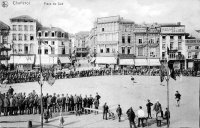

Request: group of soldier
left=0, top=86, right=101, bottom=117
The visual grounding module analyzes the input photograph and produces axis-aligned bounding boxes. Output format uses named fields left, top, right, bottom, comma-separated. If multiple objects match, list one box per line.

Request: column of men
left=0, top=87, right=101, bottom=117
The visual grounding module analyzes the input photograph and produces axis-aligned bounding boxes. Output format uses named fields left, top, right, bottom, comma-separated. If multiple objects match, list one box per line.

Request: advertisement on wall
left=161, top=26, right=185, bottom=33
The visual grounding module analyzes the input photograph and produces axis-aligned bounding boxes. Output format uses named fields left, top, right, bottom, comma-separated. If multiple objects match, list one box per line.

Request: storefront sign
left=161, top=26, right=185, bottom=33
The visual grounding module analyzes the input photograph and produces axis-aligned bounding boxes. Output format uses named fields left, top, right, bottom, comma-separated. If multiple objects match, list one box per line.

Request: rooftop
left=39, top=26, right=65, bottom=32
left=0, top=20, right=10, bottom=30
left=10, top=15, right=36, bottom=22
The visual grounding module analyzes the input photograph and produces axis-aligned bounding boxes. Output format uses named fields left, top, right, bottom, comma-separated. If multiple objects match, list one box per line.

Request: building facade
left=160, top=23, right=187, bottom=70
left=37, top=27, right=71, bottom=68
left=9, top=15, right=40, bottom=70
left=0, top=21, right=11, bottom=68
left=74, top=31, right=90, bottom=58
left=134, top=24, right=160, bottom=67
left=185, top=38, right=200, bottom=71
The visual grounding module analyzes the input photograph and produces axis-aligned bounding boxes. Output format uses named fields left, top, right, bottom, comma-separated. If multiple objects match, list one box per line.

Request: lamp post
left=38, top=38, right=44, bottom=128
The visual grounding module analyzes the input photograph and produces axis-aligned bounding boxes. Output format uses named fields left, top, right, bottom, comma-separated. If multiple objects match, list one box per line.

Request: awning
left=119, top=59, right=134, bottom=65
left=59, top=57, right=71, bottom=63
left=148, top=59, right=161, bottom=66
left=9, top=55, right=35, bottom=64
left=96, top=57, right=117, bottom=64
left=35, top=55, right=57, bottom=65
left=135, top=59, right=148, bottom=66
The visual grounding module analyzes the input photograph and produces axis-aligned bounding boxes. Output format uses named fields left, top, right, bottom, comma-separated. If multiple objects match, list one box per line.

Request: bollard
left=27, top=120, right=32, bottom=128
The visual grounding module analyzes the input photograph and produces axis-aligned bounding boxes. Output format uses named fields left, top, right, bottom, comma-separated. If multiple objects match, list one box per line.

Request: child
left=59, top=112, right=64, bottom=128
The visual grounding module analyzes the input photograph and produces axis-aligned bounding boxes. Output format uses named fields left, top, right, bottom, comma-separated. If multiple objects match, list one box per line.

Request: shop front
left=95, top=56, right=117, bottom=69
left=8, top=55, right=35, bottom=71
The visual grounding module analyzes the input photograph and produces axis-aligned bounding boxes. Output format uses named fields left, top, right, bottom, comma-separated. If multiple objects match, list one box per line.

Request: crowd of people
left=0, top=86, right=101, bottom=118
left=0, top=68, right=198, bottom=85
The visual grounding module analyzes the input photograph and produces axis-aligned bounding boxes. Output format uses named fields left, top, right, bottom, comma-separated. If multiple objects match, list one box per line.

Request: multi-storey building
left=160, top=22, right=187, bottom=70
left=94, top=15, right=135, bottom=68
left=37, top=26, right=71, bottom=68
left=0, top=21, right=11, bottom=68
left=134, top=24, right=160, bottom=67
left=8, top=15, right=41, bottom=70
left=74, top=31, right=90, bottom=58
left=185, top=38, right=200, bottom=71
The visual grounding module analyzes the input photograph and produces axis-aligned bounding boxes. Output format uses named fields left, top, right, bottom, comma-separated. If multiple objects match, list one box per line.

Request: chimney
left=177, top=22, right=181, bottom=25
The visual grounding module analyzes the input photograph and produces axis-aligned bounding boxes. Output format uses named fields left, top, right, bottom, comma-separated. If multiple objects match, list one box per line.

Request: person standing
left=116, top=104, right=122, bottom=122
left=103, top=102, right=109, bottom=120
left=93, top=97, right=99, bottom=115
left=8, top=86, right=14, bottom=96
left=153, top=100, right=162, bottom=118
left=146, top=99, right=153, bottom=119
left=3, top=95, right=9, bottom=116
left=137, top=106, right=145, bottom=127
left=0, top=95, right=3, bottom=116
left=175, top=91, right=181, bottom=107
left=126, top=107, right=136, bottom=128
left=164, top=107, right=170, bottom=125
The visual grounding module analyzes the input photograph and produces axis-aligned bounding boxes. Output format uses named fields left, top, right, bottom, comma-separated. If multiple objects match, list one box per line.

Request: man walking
left=116, top=104, right=122, bottom=122
left=137, top=106, right=145, bottom=127
left=175, top=91, right=181, bottom=107
left=146, top=99, right=153, bottom=119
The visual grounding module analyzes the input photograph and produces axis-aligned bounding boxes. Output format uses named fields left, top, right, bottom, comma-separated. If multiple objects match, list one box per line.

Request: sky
left=0, top=0, right=200, bottom=36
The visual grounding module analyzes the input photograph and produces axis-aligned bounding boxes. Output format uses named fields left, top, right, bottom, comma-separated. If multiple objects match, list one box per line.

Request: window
left=188, top=46, right=191, bottom=49
left=62, top=42, right=64, bottom=45
left=170, top=42, right=173, bottom=50
left=52, top=32, right=55, bottom=37
left=13, top=25, right=17, bottom=31
left=45, top=41, right=48, bottom=44
left=18, top=44, right=23, bottom=52
left=18, top=34, right=22, bottom=41
left=44, top=48, right=48, bottom=54
left=102, top=28, right=104, bottom=32
left=38, top=48, right=41, bottom=54
left=127, top=47, right=131, bottom=54
left=194, top=52, right=199, bottom=59
left=122, top=47, right=125, bottom=54
left=162, top=52, right=165, bottom=59
left=24, top=34, right=28, bottom=41
left=100, top=49, right=103, bottom=53
left=128, top=36, right=131, bottom=43
left=18, top=25, right=22, bottom=31
left=122, top=36, right=125, bottom=43
left=139, top=39, right=142, bottom=44
left=30, top=35, right=34, bottom=41
left=178, top=42, right=182, bottom=50
left=195, top=46, right=199, bottom=49
left=62, top=48, right=65, bottom=54
left=51, top=47, right=55, bottom=54
left=45, top=32, right=48, bottom=37
left=38, top=32, right=42, bottom=37
left=178, top=36, right=182, bottom=39
left=162, top=36, right=166, bottom=40
left=2, top=37, right=7, bottom=43
left=150, top=39, right=154, bottom=44
left=62, top=33, right=64, bottom=37
left=12, top=34, right=17, bottom=40
left=30, top=44, right=34, bottom=53
left=106, top=48, right=110, bottom=53
left=138, top=47, right=143, bottom=56
left=51, top=41, right=55, bottom=45
left=24, top=25, right=28, bottom=31
left=162, top=44, right=165, bottom=50
left=170, top=36, right=174, bottom=39
left=188, top=52, right=191, bottom=58
left=30, top=25, right=34, bottom=31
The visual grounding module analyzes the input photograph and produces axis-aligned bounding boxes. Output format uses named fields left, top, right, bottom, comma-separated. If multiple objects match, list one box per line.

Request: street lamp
left=38, top=38, right=44, bottom=128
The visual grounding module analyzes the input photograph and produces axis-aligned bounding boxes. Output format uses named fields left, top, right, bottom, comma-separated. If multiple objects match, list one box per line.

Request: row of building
left=86, top=16, right=200, bottom=70
left=0, top=15, right=200, bottom=71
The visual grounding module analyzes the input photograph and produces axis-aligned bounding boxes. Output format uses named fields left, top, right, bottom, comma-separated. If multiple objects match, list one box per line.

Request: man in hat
left=146, top=99, right=153, bottom=119
left=126, top=107, right=136, bottom=128
left=116, top=104, right=122, bottom=122
left=175, top=91, right=181, bottom=107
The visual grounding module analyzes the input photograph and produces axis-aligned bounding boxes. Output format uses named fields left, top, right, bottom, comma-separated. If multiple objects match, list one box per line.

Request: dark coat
left=116, top=106, right=122, bottom=116
left=126, top=108, right=135, bottom=121
left=103, top=104, right=109, bottom=113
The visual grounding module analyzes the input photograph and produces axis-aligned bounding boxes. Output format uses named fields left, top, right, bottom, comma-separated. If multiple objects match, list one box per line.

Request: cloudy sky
left=0, top=0, right=200, bottom=35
